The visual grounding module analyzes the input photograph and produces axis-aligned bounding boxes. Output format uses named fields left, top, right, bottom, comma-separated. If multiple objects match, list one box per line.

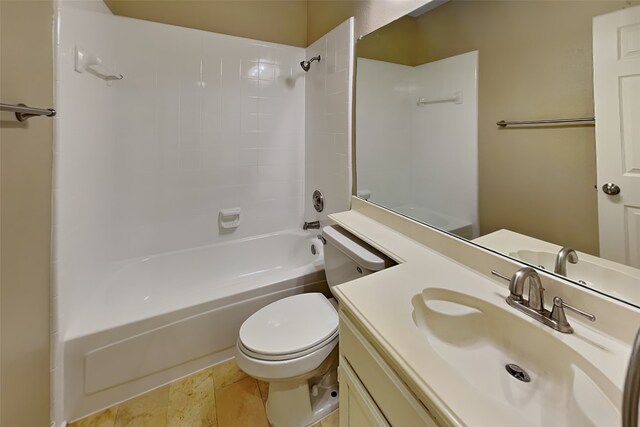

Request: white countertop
left=330, top=209, right=630, bottom=427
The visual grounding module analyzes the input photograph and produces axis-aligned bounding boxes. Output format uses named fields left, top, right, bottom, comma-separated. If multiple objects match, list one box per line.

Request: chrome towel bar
left=417, top=91, right=463, bottom=106
left=497, top=117, right=595, bottom=127
left=1, top=103, right=56, bottom=122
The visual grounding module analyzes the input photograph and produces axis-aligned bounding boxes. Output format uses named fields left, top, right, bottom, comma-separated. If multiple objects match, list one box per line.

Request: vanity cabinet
left=338, top=310, right=439, bottom=427
left=338, top=360, right=389, bottom=426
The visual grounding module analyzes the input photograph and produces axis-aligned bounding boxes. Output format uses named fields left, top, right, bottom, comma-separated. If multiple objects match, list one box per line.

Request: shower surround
left=53, top=0, right=353, bottom=423
left=356, top=52, right=478, bottom=238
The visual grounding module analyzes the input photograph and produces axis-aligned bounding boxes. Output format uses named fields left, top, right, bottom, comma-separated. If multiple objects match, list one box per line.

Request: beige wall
left=0, top=0, right=53, bottom=426
left=357, top=15, right=416, bottom=66
left=412, top=0, right=640, bottom=255
left=353, top=0, right=639, bottom=255
left=307, top=0, right=424, bottom=44
left=105, top=0, right=425, bottom=48
left=104, top=0, right=309, bottom=47
left=105, top=0, right=430, bottom=48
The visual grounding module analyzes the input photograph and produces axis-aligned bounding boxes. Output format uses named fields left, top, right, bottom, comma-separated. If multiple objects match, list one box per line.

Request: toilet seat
left=239, top=293, right=338, bottom=358
left=235, top=334, right=339, bottom=381
left=238, top=328, right=339, bottom=361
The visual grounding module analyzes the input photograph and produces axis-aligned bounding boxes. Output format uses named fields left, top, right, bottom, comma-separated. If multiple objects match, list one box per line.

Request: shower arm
left=300, top=55, right=321, bottom=72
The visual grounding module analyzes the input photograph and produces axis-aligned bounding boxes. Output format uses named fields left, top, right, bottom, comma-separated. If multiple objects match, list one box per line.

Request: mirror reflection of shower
left=300, top=55, right=321, bottom=72
left=356, top=51, right=479, bottom=240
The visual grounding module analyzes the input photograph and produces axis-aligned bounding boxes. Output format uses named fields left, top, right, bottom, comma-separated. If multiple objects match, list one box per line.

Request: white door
left=594, top=5, right=640, bottom=267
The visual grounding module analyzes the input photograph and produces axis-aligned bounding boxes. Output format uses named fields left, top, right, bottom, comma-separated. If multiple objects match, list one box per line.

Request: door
left=594, top=5, right=640, bottom=266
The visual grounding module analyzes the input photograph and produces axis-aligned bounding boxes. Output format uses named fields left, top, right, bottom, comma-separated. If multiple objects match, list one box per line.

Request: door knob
left=602, top=183, right=621, bottom=195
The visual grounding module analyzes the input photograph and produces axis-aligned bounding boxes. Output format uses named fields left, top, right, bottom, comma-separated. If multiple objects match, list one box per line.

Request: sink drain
left=505, top=363, right=531, bottom=382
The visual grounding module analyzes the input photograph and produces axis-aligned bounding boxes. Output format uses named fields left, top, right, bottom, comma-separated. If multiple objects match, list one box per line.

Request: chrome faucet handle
left=550, top=297, right=596, bottom=333
left=528, top=281, right=545, bottom=313
left=508, top=267, right=544, bottom=312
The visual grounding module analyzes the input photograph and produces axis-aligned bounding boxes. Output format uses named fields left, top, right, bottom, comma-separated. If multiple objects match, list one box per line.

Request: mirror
left=355, top=0, right=640, bottom=307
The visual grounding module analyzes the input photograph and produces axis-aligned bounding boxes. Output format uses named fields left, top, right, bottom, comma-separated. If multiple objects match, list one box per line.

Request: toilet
left=235, top=225, right=391, bottom=427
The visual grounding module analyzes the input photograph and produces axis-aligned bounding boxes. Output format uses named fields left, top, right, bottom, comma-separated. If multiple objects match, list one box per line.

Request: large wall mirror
left=355, top=0, right=640, bottom=307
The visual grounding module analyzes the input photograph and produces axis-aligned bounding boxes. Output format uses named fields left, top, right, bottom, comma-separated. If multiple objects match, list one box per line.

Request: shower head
left=300, top=55, right=321, bottom=72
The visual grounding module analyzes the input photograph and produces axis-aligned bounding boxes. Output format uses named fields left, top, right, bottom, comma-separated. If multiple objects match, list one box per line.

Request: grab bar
left=497, top=117, right=594, bottom=127
left=417, top=91, right=462, bottom=106
left=1, top=103, right=56, bottom=122
left=623, top=326, right=640, bottom=427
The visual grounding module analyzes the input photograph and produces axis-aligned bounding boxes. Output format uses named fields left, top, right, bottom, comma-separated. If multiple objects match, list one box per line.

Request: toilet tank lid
left=322, top=225, right=388, bottom=271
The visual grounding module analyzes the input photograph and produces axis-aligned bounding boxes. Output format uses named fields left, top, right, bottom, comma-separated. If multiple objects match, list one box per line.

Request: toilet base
left=266, top=366, right=339, bottom=427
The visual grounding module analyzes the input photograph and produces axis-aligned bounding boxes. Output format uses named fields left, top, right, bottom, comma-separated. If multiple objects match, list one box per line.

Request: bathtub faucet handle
left=303, top=221, right=320, bottom=230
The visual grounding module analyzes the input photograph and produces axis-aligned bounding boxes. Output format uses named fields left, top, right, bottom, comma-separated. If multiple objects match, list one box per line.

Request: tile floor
left=68, top=358, right=339, bottom=427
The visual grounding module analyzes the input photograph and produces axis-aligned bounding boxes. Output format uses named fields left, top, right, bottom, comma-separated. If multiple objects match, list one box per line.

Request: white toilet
left=235, top=225, right=391, bottom=427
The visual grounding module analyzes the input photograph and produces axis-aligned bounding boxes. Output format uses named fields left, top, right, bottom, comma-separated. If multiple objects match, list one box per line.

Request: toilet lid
left=239, top=293, right=338, bottom=356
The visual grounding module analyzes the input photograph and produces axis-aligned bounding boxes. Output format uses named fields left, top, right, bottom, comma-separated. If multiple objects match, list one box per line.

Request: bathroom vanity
left=343, top=1, right=640, bottom=424
left=330, top=199, right=640, bottom=426
left=338, top=311, right=438, bottom=426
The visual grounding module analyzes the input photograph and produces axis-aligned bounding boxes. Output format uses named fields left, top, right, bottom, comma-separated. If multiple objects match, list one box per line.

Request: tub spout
left=303, top=221, right=320, bottom=230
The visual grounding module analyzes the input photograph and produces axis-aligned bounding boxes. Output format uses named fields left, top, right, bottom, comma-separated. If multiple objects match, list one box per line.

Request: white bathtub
left=392, top=204, right=475, bottom=240
left=63, top=229, right=327, bottom=422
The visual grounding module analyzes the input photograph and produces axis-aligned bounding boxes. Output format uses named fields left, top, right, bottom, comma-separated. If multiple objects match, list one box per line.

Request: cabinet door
left=339, top=358, right=390, bottom=427
left=340, top=313, right=439, bottom=426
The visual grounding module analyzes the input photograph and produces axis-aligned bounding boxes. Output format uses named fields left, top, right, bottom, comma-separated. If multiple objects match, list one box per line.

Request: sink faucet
left=303, top=221, right=320, bottom=230
left=507, top=267, right=545, bottom=313
left=500, top=267, right=595, bottom=333
left=554, top=247, right=578, bottom=276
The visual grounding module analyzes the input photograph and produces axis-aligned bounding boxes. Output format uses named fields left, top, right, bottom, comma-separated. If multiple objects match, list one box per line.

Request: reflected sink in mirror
left=510, top=250, right=640, bottom=303
left=475, top=229, right=640, bottom=306
left=411, top=287, right=619, bottom=426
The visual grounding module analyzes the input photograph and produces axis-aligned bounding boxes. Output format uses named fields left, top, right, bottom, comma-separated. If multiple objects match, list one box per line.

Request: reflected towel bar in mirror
left=1, top=103, right=56, bottom=122
left=417, top=91, right=463, bottom=105
left=497, top=117, right=595, bottom=127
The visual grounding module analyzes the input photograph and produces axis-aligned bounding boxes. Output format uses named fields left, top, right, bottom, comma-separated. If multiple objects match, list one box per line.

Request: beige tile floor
left=69, top=358, right=338, bottom=427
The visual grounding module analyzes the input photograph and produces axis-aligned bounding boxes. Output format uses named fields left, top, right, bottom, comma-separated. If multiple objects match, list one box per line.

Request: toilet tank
left=322, top=225, right=393, bottom=290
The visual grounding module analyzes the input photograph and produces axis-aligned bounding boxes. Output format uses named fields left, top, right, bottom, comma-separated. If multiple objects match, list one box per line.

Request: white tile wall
left=411, top=52, right=478, bottom=237
left=53, top=2, right=117, bottom=423
left=305, top=18, right=354, bottom=222
left=54, top=0, right=305, bottom=339
left=53, top=4, right=353, bottom=424
left=356, top=58, right=414, bottom=208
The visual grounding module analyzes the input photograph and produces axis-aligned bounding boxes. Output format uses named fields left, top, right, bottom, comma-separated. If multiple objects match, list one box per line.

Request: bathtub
left=63, top=229, right=327, bottom=422
left=391, top=204, right=475, bottom=240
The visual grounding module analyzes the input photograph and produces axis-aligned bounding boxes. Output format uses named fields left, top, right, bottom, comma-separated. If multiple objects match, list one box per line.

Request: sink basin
left=510, top=250, right=640, bottom=303
left=411, top=288, right=619, bottom=426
